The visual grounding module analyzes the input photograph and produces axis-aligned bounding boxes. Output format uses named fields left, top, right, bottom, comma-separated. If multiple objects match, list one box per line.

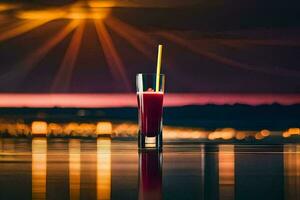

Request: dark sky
left=0, top=0, right=299, bottom=93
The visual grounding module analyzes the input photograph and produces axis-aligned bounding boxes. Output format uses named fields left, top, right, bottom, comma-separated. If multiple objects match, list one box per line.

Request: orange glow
left=114, top=123, right=138, bottom=136
left=17, top=6, right=111, bottom=20
left=64, top=123, right=96, bottom=136
left=31, top=121, right=48, bottom=136
left=97, top=138, right=112, bottom=200
left=282, top=128, right=300, bottom=138
left=52, top=21, right=85, bottom=92
left=255, top=132, right=264, bottom=140
left=284, top=145, right=300, bottom=199
left=235, top=131, right=246, bottom=140
left=17, top=9, right=65, bottom=20
left=221, top=128, right=236, bottom=140
left=288, top=128, right=300, bottom=135
left=64, top=122, right=80, bottom=135
left=283, top=131, right=290, bottom=138
left=106, top=17, right=156, bottom=59
left=219, top=145, right=235, bottom=200
left=0, top=20, right=50, bottom=42
left=66, top=9, right=110, bottom=19
left=208, top=128, right=236, bottom=140
left=0, top=3, right=19, bottom=12
left=253, top=129, right=271, bottom=140
left=260, top=129, right=271, bottom=137
left=94, top=20, right=131, bottom=90
left=23, top=19, right=79, bottom=66
left=32, top=138, right=47, bottom=200
left=0, top=20, right=79, bottom=88
left=79, top=123, right=96, bottom=136
left=88, top=0, right=199, bottom=8
left=69, top=139, right=81, bottom=200
left=48, top=123, right=63, bottom=135
left=88, top=1, right=116, bottom=8
left=0, top=122, right=30, bottom=136
left=163, top=127, right=208, bottom=139
left=96, top=122, right=113, bottom=136
left=0, top=119, right=292, bottom=141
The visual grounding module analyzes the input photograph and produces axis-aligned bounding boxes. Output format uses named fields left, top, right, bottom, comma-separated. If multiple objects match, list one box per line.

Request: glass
left=136, top=73, right=165, bottom=149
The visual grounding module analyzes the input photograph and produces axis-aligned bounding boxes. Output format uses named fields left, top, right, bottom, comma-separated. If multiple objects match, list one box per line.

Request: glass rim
left=136, top=73, right=165, bottom=76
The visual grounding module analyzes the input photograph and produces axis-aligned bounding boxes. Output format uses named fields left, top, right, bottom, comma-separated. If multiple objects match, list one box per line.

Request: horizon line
left=0, top=93, right=299, bottom=107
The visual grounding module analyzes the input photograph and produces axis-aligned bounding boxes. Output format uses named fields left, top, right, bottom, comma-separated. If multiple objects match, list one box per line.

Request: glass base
left=138, top=132, right=162, bottom=149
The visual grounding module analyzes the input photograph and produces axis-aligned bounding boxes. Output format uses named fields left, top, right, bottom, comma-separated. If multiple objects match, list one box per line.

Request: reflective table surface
left=0, top=138, right=299, bottom=200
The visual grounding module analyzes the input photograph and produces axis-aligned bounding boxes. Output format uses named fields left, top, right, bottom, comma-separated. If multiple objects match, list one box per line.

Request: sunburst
left=0, top=0, right=299, bottom=93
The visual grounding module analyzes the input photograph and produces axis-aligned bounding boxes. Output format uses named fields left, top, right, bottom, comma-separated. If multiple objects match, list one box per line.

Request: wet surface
left=0, top=138, right=299, bottom=200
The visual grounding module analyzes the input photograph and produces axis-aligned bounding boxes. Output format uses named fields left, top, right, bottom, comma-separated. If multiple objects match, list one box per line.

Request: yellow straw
left=156, top=44, right=163, bottom=92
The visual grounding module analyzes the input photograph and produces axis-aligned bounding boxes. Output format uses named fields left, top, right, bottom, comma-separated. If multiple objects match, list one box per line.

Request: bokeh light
left=31, top=121, right=48, bottom=136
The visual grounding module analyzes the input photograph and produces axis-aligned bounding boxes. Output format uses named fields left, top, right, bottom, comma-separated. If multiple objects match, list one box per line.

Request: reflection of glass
left=284, top=144, right=300, bottom=200
left=97, top=138, right=112, bottom=200
left=136, top=73, right=165, bottom=149
left=32, top=138, right=47, bottom=200
left=138, top=150, right=162, bottom=200
left=69, top=139, right=81, bottom=200
left=219, top=145, right=235, bottom=200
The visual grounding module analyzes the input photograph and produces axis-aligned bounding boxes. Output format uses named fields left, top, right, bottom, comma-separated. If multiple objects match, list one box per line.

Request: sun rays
left=0, top=20, right=80, bottom=89
left=157, top=31, right=300, bottom=78
left=94, top=20, right=131, bottom=91
left=0, top=20, right=51, bottom=42
left=0, top=1, right=158, bottom=91
left=105, top=17, right=157, bottom=60
left=52, top=20, right=85, bottom=92
left=0, top=0, right=299, bottom=92
left=0, top=3, right=20, bottom=12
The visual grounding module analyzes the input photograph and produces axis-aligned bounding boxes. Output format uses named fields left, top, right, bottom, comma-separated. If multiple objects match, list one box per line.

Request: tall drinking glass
left=136, top=73, right=165, bottom=149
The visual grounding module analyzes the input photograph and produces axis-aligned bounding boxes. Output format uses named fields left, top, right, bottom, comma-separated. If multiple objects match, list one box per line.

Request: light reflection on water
left=284, top=144, right=300, bottom=200
left=69, top=139, right=81, bottom=200
left=0, top=138, right=300, bottom=200
left=32, top=138, right=47, bottom=200
left=218, top=145, right=234, bottom=200
left=97, top=138, right=111, bottom=200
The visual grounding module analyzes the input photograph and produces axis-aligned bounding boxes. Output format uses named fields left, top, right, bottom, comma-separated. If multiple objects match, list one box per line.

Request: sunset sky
left=0, top=0, right=299, bottom=93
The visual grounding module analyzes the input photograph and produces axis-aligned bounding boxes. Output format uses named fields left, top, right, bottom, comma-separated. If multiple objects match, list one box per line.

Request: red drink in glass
left=136, top=73, right=165, bottom=149
left=137, top=91, right=164, bottom=137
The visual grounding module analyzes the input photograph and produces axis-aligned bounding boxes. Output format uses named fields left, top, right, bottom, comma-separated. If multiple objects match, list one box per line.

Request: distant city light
left=235, top=131, right=246, bottom=140
left=0, top=119, right=298, bottom=141
left=260, top=129, right=271, bottom=137
left=283, top=131, right=290, bottom=138
left=208, top=128, right=236, bottom=140
left=288, top=128, right=300, bottom=135
left=282, top=128, right=300, bottom=138
left=96, top=122, right=113, bottom=136
left=31, top=121, right=48, bottom=136
left=255, top=132, right=264, bottom=140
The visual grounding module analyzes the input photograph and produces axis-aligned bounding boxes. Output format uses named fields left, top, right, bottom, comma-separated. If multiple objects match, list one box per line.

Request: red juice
left=137, top=91, right=164, bottom=137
